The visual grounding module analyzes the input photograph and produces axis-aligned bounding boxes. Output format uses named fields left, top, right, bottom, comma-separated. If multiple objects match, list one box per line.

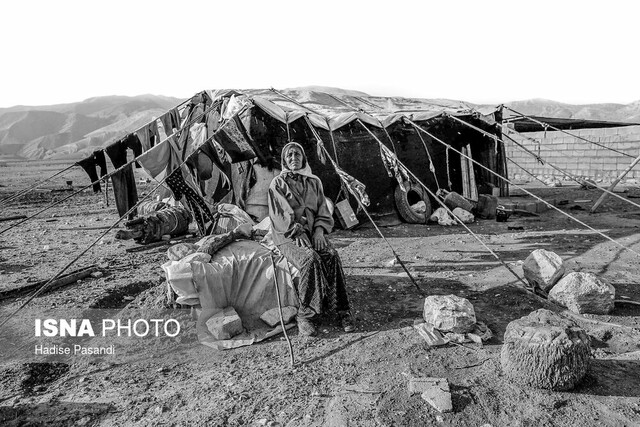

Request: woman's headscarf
left=280, top=141, right=317, bottom=179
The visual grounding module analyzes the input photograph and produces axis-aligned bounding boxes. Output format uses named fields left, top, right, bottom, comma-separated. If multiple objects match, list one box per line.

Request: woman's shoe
left=340, top=314, right=356, bottom=333
left=297, top=317, right=317, bottom=336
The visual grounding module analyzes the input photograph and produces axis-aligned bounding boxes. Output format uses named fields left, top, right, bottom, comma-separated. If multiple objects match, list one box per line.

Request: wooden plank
left=460, top=146, right=470, bottom=198
left=0, top=215, right=26, bottom=222
left=467, top=145, right=478, bottom=202
left=0, top=265, right=98, bottom=300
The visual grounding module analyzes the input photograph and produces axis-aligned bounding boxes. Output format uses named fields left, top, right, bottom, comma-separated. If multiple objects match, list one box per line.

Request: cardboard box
left=335, top=199, right=359, bottom=229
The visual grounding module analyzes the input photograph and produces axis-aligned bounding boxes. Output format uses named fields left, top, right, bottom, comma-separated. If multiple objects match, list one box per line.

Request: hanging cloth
left=165, top=167, right=216, bottom=235
left=160, top=108, right=181, bottom=136
left=378, top=143, right=409, bottom=191
left=212, top=116, right=258, bottom=163
left=138, top=137, right=181, bottom=179
left=76, top=149, right=108, bottom=193
left=105, top=137, right=139, bottom=219
left=334, top=165, right=370, bottom=207
left=135, top=121, right=160, bottom=151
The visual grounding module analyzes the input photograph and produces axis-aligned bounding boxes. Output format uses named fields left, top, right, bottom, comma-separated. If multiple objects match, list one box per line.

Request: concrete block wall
left=504, top=125, right=640, bottom=182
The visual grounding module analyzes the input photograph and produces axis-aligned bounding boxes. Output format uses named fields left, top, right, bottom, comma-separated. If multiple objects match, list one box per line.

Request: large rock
left=423, top=295, right=476, bottom=333
left=522, top=249, right=565, bottom=291
left=548, top=272, right=615, bottom=314
left=501, top=309, right=590, bottom=391
left=205, top=307, right=244, bottom=340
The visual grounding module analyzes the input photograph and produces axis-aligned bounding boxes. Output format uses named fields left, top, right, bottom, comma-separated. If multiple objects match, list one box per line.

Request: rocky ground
left=0, top=159, right=639, bottom=426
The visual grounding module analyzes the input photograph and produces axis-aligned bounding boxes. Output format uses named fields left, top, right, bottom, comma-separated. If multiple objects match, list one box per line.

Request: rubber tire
left=394, top=180, right=432, bottom=223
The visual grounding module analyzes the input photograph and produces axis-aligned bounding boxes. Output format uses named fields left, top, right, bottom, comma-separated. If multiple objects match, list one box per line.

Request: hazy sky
left=2, top=0, right=638, bottom=108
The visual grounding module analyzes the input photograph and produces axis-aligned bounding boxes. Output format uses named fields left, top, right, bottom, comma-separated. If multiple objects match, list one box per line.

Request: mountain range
left=1, top=90, right=639, bottom=160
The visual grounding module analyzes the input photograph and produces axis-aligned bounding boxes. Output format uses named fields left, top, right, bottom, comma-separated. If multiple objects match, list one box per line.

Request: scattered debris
left=580, top=179, right=598, bottom=190
left=523, top=249, right=565, bottom=292
left=408, top=377, right=453, bottom=413
left=548, top=272, right=615, bottom=314
left=501, top=309, right=590, bottom=391
left=413, top=322, right=447, bottom=346
left=627, top=188, right=640, bottom=198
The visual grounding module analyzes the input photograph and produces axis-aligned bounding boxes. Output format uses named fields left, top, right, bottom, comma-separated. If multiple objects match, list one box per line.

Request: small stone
left=260, top=306, right=297, bottom=327
left=90, top=271, right=103, bottom=279
left=154, top=405, right=165, bottom=414
left=384, top=258, right=398, bottom=268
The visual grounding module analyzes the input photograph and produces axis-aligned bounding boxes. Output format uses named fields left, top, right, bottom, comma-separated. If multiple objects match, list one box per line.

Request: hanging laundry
left=189, top=123, right=208, bottom=152
left=160, top=108, right=181, bottom=136
left=379, top=143, right=409, bottom=191
left=165, top=167, right=216, bottom=235
left=213, top=116, right=258, bottom=163
left=76, top=149, right=108, bottom=193
left=135, top=121, right=160, bottom=151
left=105, top=137, right=139, bottom=219
left=137, top=137, right=180, bottom=179
left=335, top=166, right=370, bottom=207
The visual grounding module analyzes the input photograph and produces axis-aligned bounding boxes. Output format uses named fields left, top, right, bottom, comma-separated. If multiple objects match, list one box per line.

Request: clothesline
left=0, top=100, right=223, bottom=236
left=0, top=111, right=242, bottom=331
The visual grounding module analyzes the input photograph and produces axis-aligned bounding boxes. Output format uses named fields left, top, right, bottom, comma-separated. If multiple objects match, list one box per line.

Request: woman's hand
left=313, top=228, right=327, bottom=251
left=295, top=234, right=312, bottom=248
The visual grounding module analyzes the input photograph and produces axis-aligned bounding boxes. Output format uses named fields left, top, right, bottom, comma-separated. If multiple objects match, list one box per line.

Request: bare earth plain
left=0, top=159, right=639, bottom=427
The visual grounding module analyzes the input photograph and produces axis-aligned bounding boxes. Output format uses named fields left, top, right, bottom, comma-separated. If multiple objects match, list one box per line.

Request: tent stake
left=269, top=253, right=295, bottom=368
left=591, top=152, right=640, bottom=213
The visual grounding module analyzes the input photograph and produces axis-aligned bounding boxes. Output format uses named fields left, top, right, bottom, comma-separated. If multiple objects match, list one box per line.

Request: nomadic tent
left=183, top=88, right=507, bottom=224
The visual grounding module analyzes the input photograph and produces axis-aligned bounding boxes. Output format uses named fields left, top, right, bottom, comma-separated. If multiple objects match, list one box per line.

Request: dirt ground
left=0, top=159, right=639, bottom=427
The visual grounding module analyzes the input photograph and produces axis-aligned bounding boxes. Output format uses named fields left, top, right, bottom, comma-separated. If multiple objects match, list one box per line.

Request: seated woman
left=268, top=142, right=355, bottom=336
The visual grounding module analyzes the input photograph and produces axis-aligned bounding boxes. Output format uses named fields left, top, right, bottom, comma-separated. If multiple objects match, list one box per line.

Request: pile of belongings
left=115, top=201, right=192, bottom=244
left=162, top=217, right=299, bottom=350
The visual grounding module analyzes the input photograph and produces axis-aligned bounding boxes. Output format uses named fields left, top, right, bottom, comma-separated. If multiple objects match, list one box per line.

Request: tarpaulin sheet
left=162, top=240, right=299, bottom=350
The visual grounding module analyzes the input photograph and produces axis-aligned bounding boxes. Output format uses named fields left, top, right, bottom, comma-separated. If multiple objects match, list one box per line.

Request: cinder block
left=205, top=307, right=244, bottom=340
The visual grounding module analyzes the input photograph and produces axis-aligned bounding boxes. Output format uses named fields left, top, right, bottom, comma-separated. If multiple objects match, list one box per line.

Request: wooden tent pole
left=590, top=153, right=640, bottom=213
